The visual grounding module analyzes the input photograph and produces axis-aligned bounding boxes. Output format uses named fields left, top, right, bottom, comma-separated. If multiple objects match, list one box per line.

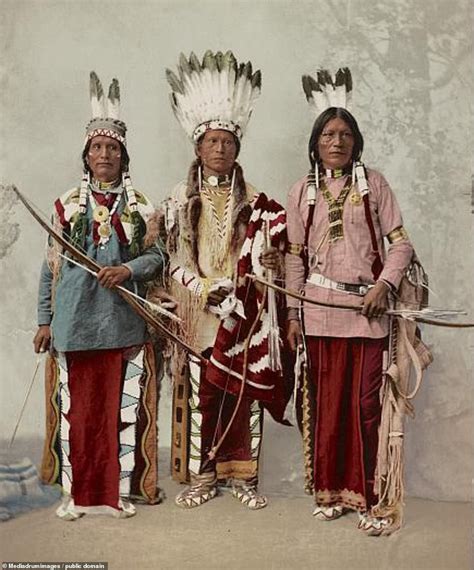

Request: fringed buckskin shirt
left=166, top=180, right=256, bottom=352
left=286, top=168, right=413, bottom=338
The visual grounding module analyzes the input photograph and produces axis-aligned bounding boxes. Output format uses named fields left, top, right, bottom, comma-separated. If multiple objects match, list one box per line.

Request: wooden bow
left=246, top=274, right=474, bottom=329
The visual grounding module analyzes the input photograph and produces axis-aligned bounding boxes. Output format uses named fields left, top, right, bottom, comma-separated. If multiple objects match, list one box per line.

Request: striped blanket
left=0, top=457, right=60, bottom=521
left=206, top=193, right=291, bottom=423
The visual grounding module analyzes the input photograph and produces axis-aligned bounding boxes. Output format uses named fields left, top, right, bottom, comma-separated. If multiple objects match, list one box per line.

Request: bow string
left=12, top=185, right=206, bottom=362
left=246, top=274, right=474, bottom=329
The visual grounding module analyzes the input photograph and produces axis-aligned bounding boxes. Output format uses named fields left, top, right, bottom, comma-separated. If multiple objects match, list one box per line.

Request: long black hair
left=308, top=107, right=364, bottom=168
left=82, top=138, right=130, bottom=174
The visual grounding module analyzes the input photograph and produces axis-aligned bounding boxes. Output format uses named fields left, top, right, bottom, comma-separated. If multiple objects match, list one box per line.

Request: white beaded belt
left=308, top=273, right=372, bottom=296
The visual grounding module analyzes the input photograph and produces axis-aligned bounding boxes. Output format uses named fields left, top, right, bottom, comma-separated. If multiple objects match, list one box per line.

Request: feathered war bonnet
left=164, top=52, right=261, bottom=271
left=165, top=50, right=262, bottom=143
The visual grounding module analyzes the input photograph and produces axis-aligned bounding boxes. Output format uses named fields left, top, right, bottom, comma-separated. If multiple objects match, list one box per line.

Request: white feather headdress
left=85, top=71, right=127, bottom=146
left=166, top=51, right=262, bottom=142
left=302, top=67, right=352, bottom=118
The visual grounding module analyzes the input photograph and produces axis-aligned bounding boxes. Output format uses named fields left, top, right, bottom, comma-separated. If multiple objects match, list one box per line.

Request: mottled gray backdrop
left=1, top=0, right=472, bottom=502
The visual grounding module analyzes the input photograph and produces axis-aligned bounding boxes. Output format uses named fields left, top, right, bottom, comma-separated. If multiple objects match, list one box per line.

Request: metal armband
left=287, top=242, right=304, bottom=256
left=387, top=226, right=409, bottom=244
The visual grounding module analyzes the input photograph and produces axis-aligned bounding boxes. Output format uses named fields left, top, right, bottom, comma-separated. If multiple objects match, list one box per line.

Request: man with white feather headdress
left=163, top=51, right=291, bottom=510
left=33, top=72, right=165, bottom=520
left=286, top=68, right=431, bottom=536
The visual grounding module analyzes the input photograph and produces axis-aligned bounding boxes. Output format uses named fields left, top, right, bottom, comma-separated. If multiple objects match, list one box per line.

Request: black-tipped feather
left=166, top=69, right=183, bottom=94
left=189, top=52, right=201, bottom=73
left=223, top=50, right=237, bottom=72
left=166, top=50, right=262, bottom=140
left=179, top=52, right=192, bottom=77
left=302, top=75, right=314, bottom=99
left=317, top=69, right=333, bottom=87
left=215, top=51, right=224, bottom=71
left=108, top=78, right=120, bottom=102
left=243, top=61, right=252, bottom=80
left=90, top=71, right=103, bottom=100
left=202, top=50, right=216, bottom=72
left=335, top=67, right=352, bottom=91
left=251, top=70, right=262, bottom=89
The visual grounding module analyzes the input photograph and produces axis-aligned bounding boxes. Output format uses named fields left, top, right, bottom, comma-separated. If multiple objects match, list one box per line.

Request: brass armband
left=387, top=226, right=409, bottom=244
left=287, top=242, right=304, bottom=256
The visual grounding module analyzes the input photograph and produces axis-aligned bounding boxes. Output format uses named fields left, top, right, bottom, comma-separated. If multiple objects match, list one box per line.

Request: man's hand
left=33, top=325, right=51, bottom=353
left=260, top=246, right=283, bottom=273
left=207, top=286, right=230, bottom=307
left=147, top=288, right=178, bottom=311
left=286, top=319, right=302, bottom=352
left=361, top=281, right=390, bottom=319
left=97, top=265, right=131, bottom=289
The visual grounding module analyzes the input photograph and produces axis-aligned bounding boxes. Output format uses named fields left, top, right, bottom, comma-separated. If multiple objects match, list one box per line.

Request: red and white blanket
left=206, top=193, right=291, bottom=422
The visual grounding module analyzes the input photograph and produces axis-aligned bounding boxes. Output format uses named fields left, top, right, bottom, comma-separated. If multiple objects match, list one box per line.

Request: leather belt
left=308, top=273, right=372, bottom=296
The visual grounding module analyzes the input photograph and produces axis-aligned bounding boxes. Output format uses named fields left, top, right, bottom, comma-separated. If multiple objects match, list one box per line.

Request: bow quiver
left=373, top=256, right=433, bottom=533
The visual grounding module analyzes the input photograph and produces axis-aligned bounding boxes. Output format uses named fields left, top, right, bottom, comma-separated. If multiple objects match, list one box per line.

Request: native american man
left=286, top=68, right=422, bottom=535
left=163, top=51, right=290, bottom=509
left=34, top=72, right=164, bottom=520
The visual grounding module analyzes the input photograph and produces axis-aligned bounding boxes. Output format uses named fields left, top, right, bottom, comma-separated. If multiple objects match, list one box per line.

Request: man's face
left=87, top=135, right=122, bottom=182
left=196, top=130, right=238, bottom=176
left=317, top=117, right=355, bottom=170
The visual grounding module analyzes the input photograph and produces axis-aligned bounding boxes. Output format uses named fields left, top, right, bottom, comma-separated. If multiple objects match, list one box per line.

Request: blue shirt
left=37, top=189, right=165, bottom=352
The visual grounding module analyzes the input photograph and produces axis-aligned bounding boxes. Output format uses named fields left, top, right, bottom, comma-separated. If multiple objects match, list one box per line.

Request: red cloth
left=65, top=349, right=124, bottom=508
left=90, top=191, right=128, bottom=245
left=307, top=336, right=386, bottom=510
left=198, top=365, right=256, bottom=474
left=206, top=192, right=290, bottom=423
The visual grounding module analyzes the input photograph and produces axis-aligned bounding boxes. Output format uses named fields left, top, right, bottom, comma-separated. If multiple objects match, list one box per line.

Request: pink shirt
left=285, top=168, right=413, bottom=338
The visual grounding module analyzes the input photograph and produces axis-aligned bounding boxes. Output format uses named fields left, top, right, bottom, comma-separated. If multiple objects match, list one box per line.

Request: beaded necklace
left=89, top=190, right=122, bottom=245
left=198, top=169, right=235, bottom=271
left=320, top=177, right=353, bottom=242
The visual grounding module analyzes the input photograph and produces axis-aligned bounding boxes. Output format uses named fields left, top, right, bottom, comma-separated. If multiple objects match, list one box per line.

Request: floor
left=1, top=460, right=471, bottom=570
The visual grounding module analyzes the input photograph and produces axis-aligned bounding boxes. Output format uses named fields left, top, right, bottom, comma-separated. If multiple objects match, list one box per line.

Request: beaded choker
left=322, top=167, right=351, bottom=179
left=203, top=174, right=232, bottom=188
left=91, top=178, right=121, bottom=192
left=305, top=164, right=352, bottom=207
